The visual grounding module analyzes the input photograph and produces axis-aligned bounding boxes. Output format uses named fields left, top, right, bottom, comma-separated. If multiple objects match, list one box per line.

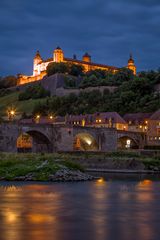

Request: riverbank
left=0, top=153, right=95, bottom=181
left=0, top=151, right=160, bottom=181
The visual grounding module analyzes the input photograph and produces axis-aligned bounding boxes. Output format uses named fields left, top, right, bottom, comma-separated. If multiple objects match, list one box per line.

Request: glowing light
left=126, top=139, right=131, bottom=148
left=85, top=138, right=92, bottom=145
left=36, top=115, right=40, bottom=119
left=4, top=211, right=18, bottom=223
left=7, top=107, right=16, bottom=120
left=96, top=177, right=105, bottom=185
left=97, top=178, right=104, bottom=183
left=10, top=110, right=15, bottom=116
left=28, top=214, right=55, bottom=224
left=137, top=179, right=153, bottom=188
left=82, top=119, right=85, bottom=127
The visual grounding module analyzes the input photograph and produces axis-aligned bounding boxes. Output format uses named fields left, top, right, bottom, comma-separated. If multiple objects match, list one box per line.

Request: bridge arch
left=17, top=130, right=53, bottom=153
left=118, top=136, right=139, bottom=150
left=73, top=132, right=99, bottom=151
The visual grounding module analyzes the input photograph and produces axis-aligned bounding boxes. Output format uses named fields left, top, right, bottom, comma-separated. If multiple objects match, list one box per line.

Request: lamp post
left=7, top=109, right=16, bottom=121
left=35, top=115, right=40, bottom=123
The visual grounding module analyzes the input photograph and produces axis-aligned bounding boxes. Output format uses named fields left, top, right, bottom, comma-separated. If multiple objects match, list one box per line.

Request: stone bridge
left=0, top=123, right=146, bottom=153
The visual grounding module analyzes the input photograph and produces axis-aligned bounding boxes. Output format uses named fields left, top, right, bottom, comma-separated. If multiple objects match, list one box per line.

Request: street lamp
left=35, top=114, right=40, bottom=123
left=7, top=108, right=16, bottom=121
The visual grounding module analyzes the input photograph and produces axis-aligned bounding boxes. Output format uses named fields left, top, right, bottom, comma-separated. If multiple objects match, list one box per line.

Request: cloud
left=0, top=0, right=160, bottom=76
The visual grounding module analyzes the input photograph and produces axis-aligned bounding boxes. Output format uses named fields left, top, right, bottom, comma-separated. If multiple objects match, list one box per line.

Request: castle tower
left=127, top=54, right=136, bottom=75
left=82, top=52, right=91, bottom=62
left=53, top=46, right=64, bottom=62
left=33, top=50, right=42, bottom=76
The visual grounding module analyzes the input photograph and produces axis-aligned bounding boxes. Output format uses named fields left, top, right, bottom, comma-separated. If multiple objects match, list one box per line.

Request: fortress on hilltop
left=18, top=47, right=136, bottom=85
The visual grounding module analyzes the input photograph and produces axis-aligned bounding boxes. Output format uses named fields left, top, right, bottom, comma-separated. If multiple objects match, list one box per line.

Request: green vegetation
left=0, top=152, right=159, bottom=181
left=0, top=91, right=47, bottom=117
left=0, top=75, right=18, bottom=89
left=33, top=85, right=160, bottom=116
left=0, top=153, right=84, bottom=181
left=18, top=84, right=50, bottom=101
left=47, top=62, right=84, bottom=77
left=33, top=66, right=160, bottom=115
left=0, top=65, right=160, bottom=117
left=79, top=68, right=134, bottom=88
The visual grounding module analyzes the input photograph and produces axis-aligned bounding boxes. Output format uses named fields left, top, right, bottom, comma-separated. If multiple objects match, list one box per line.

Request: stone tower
left=82, top=52, right=91, bottom=62
left=127, top=54, right=136, bottom=75
left=53, top=46, right=64, bottom=62
left=33, top=50, right=42, bottom=76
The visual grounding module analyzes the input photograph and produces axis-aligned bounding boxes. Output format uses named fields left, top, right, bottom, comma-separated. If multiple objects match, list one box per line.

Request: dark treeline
left=1, top=63, right=160, bottom=116
left=32, top=64, right=160, bottom=115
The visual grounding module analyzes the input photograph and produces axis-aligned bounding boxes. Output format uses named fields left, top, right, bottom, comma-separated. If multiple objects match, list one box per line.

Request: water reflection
left=0, top=176, right=160, bottom=240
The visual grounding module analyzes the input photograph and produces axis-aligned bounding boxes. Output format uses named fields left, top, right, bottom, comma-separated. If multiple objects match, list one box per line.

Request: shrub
left=18, top=85, right=50, bottom=101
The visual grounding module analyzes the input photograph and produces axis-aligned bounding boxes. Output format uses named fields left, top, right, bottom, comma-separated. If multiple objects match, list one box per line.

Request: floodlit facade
left=18, top=47, right=136, bottom=85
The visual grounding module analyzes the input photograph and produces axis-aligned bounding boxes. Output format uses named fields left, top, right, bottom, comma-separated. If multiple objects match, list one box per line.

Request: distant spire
left=34, top=50, right=42, bottom=60
left=128, top=53, right=134, bottom=64
left=130, top=53, right=133, bottom=60
left=56, top=46, right=62, bottom=50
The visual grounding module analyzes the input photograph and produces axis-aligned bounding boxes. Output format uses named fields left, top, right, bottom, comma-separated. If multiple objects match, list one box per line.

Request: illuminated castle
left=18, top=47, right=136, bottom=85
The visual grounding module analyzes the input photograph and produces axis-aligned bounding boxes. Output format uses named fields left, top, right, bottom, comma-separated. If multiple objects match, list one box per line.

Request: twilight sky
left=0, top=0, right=160, bottom=76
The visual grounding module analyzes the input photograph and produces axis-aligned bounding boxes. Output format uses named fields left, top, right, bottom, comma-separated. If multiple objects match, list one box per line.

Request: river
left=0, top=173, right=160, bottom=240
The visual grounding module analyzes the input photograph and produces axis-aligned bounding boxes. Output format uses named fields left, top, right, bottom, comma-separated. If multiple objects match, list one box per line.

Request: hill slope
left=0, top=91, right=47, bottom=117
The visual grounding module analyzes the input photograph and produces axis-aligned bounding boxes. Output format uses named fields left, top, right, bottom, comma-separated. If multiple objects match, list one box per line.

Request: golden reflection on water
left=90, top=178, right=108, bottom=239
left=3, top=210, right=19, bottom=224
left=28, top=213, right=56, bottom=224
left=137, top=179, right=153, bottom=188
left=96, top=177, right=105, bottom=185
left=0, top=179, right=158, bottom=240
left=0, top=184, right=61, bottom=240
left=136, top=179, right=153, bottom=202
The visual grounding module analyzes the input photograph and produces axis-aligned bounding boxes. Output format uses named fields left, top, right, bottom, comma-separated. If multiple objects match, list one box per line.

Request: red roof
left=64, top=57, right=119, bottom=70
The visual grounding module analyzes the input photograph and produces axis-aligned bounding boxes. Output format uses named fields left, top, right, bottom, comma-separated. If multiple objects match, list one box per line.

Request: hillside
left=0, top=67, right=160, bottom=118
left=0, top=91, right=47, bottom=118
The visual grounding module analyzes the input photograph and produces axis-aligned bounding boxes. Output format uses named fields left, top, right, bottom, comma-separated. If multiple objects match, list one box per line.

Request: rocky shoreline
left=0, top=169, right=96, bottom=182
left=0, top=153, right=160, bottom=182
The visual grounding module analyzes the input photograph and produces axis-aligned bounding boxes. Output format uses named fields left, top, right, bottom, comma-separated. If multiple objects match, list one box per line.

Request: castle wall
left=17, top=47, right=136, bottom=86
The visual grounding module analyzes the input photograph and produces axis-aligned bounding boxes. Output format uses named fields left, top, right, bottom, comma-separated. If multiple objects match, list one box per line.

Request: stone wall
left=9, top=74, right=117, bottom=97
left=56, top=85, right=117, bottom=97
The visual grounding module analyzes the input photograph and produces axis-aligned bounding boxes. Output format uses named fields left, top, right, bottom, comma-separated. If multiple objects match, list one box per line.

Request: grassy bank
left=0, top=153, right=84, bottom=181
left=0, top=152, right=160, bottom=181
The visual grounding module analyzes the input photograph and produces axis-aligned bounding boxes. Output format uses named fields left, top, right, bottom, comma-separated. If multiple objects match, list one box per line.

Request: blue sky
left=0, top=0, right=160, bottom=76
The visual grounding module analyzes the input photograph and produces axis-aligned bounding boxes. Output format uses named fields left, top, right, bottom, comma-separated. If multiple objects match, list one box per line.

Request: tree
left=47, top=62, right=69, bottom=76
left=69, top=64, right=84, bottom=76
left=0, top=75, right=18, bottom=89
left=113, top=68, right=134, bottom=84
